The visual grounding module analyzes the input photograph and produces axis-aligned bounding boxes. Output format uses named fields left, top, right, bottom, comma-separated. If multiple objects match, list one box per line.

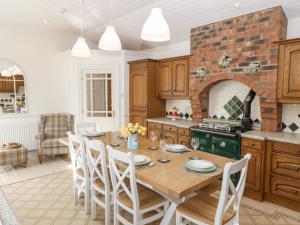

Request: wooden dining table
left=60, top=133, right=234, bottom=225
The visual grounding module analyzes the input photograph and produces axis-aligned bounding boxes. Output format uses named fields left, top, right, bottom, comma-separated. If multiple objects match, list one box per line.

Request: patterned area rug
left=0, top=190, right=19, bottom=225
left=0, top=151, right=70, bottom=187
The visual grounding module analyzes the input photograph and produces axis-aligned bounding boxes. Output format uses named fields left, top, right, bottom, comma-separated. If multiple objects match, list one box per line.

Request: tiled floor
left=1, top=170, right=300, bottom=225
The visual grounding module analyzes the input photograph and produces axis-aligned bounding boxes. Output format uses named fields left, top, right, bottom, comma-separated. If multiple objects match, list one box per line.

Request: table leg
left=160, top=202, right=177, bottom=225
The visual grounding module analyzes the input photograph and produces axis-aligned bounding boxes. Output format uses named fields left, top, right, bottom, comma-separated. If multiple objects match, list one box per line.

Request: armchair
left=36, top=113, right=74, bottom=163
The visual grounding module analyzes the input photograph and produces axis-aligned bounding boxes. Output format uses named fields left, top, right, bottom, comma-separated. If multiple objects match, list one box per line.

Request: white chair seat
left=119, top=184, right=167, bottom=210
left=177, top=192, right=235, bottom=225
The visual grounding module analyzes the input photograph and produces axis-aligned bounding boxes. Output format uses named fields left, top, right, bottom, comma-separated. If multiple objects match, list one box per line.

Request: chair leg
left=176, top=211, right=181, bottom=225
left=38, top=154, right=43, bottom=164
left=105, top=194, right=111, bottom=225
left=85, top=187, right=90, bottom=214
left=74, top=183, right=79, bottom=205
left=91, top=187, right=96, bottom=219
left=114, top=200, right=119, bottom=225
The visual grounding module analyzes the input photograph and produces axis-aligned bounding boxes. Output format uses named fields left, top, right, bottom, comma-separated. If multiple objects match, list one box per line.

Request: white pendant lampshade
left=141, top=7, right=170, bottom=42
left=98, top=25, right=122, bottom=51
left=71, top=37, right=91, bottom=57
left=71, top=0, right=91, bottom=57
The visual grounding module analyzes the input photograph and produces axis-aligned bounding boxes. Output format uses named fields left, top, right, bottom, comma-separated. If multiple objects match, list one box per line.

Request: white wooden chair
left=85, top=138, right=112, bottom=225
left=67, top=132, right=90, bottom=214
left=176, top=153, right=252, bottom=225
left=107, top=146, right=169, bottom=225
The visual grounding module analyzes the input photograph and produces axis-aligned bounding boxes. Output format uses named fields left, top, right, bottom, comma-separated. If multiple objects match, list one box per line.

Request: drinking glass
left=159, top=136, right=168, bottom=160
left=150, top=131, right=158, bottom=149
left=191, top=137, right=200, bottom=152
left=111, top=130, right=120, bottom=147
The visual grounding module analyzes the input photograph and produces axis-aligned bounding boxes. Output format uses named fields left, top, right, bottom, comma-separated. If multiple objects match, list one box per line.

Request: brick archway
left=190, top=74, right=282, bottom=132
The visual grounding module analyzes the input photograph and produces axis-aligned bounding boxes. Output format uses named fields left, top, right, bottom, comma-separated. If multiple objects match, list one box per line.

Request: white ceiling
left=1, top=0, right=300, bottom=50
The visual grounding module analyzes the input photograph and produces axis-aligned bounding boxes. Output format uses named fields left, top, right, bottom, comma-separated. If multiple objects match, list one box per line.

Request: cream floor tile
left=28, top=208, right=47, bottom=218
left=52, top=201, right=69, bottom=209
left=75, top=210, right=90, bottom=219
left=35, top=218, right=54, bottom=225
left=20, top=218, right=39, bottom=225
left=284, top=217, right=300, bottom=225
left=43, top=209, right=62, bottom=218
left=15, top=208, right=32, bottom=217
left=24, top=200, right=40, bottom=209
left=240, top=215, right=254, bottom=224
left=53, top=219, right=73, bottom=225
left=70, top=219, right=88, bottom=225
left=60, top=209, right=77, bottom=219
left=36, top=201, right=54, bottom=209
left=268, top=216, right=290, bottom=225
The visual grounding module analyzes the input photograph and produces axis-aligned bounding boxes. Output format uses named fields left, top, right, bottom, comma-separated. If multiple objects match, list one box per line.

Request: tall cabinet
left=128, top=59, right=165, bottom=127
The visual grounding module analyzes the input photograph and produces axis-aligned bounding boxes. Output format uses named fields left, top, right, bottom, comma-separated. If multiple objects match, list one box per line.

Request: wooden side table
left=0, top=145, right=28, bottom=168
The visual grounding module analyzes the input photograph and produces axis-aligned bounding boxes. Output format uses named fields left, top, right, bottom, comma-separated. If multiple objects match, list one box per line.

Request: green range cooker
left=191, top=123, right=242, bottom=185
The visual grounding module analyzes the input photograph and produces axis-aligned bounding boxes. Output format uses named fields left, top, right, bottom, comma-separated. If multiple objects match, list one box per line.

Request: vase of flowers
left=120, top=123, right=147, bottom=150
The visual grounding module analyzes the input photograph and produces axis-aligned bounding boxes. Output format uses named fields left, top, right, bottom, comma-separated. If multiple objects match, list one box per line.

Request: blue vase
left=127, top=133, right=139, bottom=150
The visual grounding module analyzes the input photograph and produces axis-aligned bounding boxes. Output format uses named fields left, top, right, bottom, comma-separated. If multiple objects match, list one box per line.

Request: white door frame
left=77, top=64, right=120, bottom=130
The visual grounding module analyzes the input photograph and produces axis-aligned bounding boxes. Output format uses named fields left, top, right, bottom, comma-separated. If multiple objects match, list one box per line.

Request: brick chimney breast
left=189, top=6, right=287, bottom=132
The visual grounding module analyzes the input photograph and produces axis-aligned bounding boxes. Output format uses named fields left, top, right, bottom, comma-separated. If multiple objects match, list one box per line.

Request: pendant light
left=98, top=0, right=122, bottom=51
left=71, top=0, right=91, bottom=57
left=141, top=0, right=170, bottom=42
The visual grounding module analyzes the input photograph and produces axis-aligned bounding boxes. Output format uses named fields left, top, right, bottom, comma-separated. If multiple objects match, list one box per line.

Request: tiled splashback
left=282, top=104, right=300, bottom=133
left=166, top=100, right=193, bottom=120
left=208, top=80, right=261, bottom=123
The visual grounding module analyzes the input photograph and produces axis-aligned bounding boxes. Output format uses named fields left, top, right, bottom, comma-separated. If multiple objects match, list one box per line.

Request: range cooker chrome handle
left=220, top=142, right=226, bottom=148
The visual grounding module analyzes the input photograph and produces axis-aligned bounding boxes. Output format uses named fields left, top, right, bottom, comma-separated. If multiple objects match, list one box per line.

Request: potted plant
left=120, top=123, right=147, bottom=150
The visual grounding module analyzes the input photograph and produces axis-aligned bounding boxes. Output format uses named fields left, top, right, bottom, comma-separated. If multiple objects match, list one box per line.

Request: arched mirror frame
left=0, top=59, right=26, bottom=114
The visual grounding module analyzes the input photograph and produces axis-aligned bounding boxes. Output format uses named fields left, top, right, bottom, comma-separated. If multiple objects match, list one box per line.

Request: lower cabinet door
left=271, top=176, right=300, bottom=202
left=178, top=135, right=191, bottom=148
left=164, top=132, right=177, bottom=144
left=242, top=149, right=262, bottom=191
left=271, top=153, right=300, bottom=179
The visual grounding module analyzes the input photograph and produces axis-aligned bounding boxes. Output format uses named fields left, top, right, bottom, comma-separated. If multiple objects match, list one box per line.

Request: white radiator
left=0, top=115, right=39, bottom=150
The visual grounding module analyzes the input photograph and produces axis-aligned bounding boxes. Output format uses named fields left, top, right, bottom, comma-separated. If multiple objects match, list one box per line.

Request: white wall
left=145, top=41, right=190, bottom=59
left=0, top=23, right=93, bottom=115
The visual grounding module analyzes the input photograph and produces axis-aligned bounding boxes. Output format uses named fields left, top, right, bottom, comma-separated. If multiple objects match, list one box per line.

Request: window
left=84, top=73, right=112, bottom=118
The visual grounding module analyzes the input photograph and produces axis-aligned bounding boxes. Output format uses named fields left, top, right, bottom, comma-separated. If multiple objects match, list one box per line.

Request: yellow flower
left=141, top=132, right=146, bottom=136
left=138, top=129, right=141, bottom=134
left=128, top=123, right=133, bottom=128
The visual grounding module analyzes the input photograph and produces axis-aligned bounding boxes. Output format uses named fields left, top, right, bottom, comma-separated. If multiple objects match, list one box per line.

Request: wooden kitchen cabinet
left=164, top=132, right=177, bottom=144
left=241, top=138, right=265, bottom=201
left=158, top=61, right=172, bottom=98
left=148, top=122, right=163, bottom=136
left=147, top=122, right=191, bottom=146
left=158, top=56, right=189, bottom=99
left=265, top=140, right=300, bottom=212
left=276, top=38, right=300, bottom=103
left=128, top=59, right=166, bottom=128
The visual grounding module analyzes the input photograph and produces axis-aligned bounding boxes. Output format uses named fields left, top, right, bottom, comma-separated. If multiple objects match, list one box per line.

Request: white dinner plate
left=188, top=160, right=214, bottom=169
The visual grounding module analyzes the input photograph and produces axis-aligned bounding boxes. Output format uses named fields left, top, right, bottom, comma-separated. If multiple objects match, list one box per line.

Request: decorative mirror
left=0, top=59, right=26, bottom=113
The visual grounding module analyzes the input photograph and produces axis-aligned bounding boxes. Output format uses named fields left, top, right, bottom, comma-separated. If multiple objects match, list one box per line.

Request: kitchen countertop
left=146, top=118, right=198, bottom=128
left=241, top=130, right=300, bottom=145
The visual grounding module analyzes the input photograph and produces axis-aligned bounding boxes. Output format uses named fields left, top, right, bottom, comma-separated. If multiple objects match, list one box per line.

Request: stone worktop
left=146, top=118, right=198, bottom=129
left=241, top=130, right=300, bottom=145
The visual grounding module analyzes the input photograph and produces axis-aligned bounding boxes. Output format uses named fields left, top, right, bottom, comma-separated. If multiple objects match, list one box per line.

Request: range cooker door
left=212, top=135, right=241, bottom=159
left=191, top=130, right=212, bottom=152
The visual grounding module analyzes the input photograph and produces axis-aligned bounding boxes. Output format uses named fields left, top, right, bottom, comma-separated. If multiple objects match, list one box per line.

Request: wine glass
left=159, top=136, right=168, bottom=161
left=150, top=131, right=158, bottom=150
left=191, top=137, right=200, bottom=152
left=111, top=130, right=120, bottom=147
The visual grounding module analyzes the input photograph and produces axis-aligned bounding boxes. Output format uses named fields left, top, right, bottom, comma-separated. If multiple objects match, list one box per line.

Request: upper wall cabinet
left=158, top=56, right=189, bottom=99
left=277, top=38, right=300, bottom=103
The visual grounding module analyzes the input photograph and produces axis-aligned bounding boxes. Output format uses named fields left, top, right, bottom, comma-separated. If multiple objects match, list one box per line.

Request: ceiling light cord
left=109, top=0, right=112, bottom=26
left=80, top=0, right=83, bottom=37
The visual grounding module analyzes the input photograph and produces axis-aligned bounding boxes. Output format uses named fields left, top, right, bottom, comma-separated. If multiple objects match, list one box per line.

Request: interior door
left=82, top=69, right=116, bottom=132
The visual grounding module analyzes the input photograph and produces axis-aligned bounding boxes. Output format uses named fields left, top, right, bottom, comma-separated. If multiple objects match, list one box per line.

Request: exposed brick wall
left=189, top=6, right=287, bottom=132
